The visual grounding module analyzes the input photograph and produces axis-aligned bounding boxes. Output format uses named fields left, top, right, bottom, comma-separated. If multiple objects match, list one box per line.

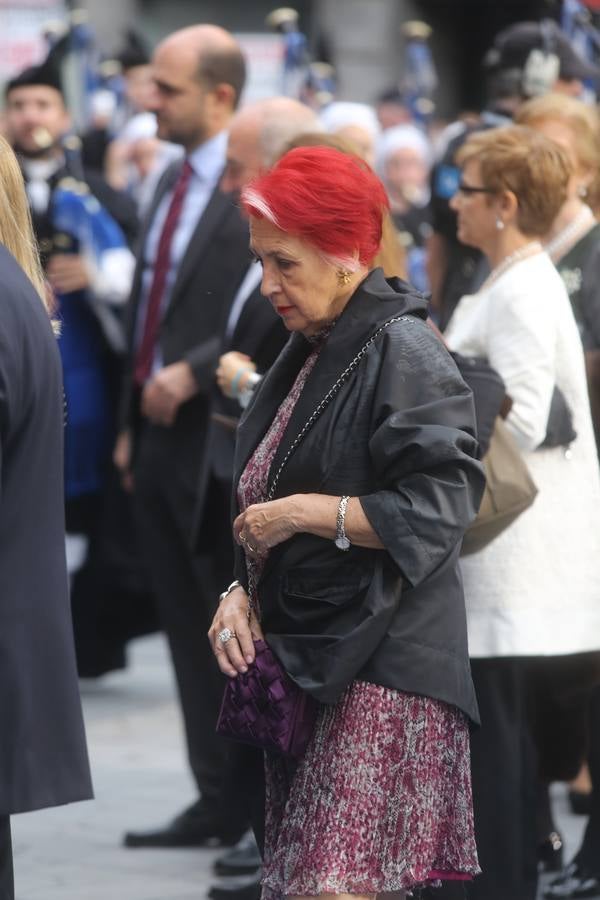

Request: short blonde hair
left=516, top=92, right=600, bottom=212
left=456, top=125, right=571, bottom=236
left=0, top=135, right=50, bottom=311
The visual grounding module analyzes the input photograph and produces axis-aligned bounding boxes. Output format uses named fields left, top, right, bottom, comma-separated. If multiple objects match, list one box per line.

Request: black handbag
left=452, top=355, right=538, bottom=555
left=451, top=354, right=505, bottom=458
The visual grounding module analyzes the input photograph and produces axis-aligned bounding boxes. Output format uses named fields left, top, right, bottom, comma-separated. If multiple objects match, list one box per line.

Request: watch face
left=335, top=535, right=351, bottom=551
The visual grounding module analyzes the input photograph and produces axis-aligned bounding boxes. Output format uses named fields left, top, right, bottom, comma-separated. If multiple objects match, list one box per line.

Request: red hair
left=241, top=146, right=389, bottom=268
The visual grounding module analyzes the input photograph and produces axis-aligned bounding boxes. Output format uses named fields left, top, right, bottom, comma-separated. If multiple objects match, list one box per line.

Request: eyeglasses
left=456, top=181, right=495, bottom=196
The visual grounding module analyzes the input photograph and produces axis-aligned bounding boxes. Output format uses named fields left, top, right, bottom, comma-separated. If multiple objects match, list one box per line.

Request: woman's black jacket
left=232, top=269, right=485, bottom=724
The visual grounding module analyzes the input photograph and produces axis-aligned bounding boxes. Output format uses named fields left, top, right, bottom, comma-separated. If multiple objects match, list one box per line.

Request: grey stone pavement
left=9, top=633, right=592, bottom=900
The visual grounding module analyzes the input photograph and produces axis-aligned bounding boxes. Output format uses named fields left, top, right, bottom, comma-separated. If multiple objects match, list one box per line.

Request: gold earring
left=337, top=270, right=352, bottom=286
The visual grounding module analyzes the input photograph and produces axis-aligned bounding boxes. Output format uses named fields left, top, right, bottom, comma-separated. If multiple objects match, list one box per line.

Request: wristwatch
left=335, top=495, right=351, bottom=551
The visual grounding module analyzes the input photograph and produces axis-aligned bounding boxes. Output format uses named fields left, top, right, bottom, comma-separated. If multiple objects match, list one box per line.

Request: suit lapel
left=125, top=162, right=180, bottom=345
left=164, top=184, right=233, bottom=321
left=139, top=161, right=181, bottom=252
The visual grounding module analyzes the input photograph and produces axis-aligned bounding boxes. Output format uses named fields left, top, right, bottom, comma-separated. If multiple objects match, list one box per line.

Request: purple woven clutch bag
left=216, top=640, right=317, bottom=758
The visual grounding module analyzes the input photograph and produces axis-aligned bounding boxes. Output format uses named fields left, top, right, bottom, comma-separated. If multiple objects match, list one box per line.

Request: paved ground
left=10, top=634, right=592, bottom=900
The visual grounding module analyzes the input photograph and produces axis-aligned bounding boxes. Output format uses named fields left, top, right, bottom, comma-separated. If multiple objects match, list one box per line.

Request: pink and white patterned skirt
left=261, top=680, right=480, bottom=898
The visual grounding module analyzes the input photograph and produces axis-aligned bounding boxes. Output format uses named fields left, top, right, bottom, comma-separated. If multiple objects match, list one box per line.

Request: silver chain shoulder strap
left=266, top=314, right=414, bottom=502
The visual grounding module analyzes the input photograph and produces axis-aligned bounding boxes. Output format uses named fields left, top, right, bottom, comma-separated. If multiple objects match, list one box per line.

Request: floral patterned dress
left=237, top=335, right=480, bottom=898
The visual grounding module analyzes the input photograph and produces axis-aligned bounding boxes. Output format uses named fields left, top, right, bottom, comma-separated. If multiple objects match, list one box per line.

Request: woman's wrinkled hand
left=208, top=586, right=264, bottom=677
left=234, top=496, right=303, bottom=558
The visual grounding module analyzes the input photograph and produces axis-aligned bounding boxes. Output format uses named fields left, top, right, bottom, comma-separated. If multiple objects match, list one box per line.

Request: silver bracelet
left=335, top=496, right=351, bottom=551
left=239, top=371, right=262, bottom=409
left=219, top=580, right=242, bottom=603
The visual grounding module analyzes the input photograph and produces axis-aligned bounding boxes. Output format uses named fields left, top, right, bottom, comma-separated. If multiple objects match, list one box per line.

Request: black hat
left=114, top=29, right=150, bottom=71
left=485, top=19, right=599, bottom=86
left=5, top=33, right=69, bottom=99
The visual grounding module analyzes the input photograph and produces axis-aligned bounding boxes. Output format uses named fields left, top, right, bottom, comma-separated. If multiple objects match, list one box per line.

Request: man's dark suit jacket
left=0, top=244, right=93, bottom=814
left=194, top=282, right=288, bottom=547
left=120, top=161, right=250, bottom=456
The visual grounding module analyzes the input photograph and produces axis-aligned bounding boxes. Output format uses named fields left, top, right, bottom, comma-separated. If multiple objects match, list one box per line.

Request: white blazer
left=446, top=251, right=600, bottom=658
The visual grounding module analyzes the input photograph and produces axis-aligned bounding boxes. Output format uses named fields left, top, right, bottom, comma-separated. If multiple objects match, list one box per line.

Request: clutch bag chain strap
left=246, top=314, right=412, bottom=621
left=266, top=315, right=413, bottom=502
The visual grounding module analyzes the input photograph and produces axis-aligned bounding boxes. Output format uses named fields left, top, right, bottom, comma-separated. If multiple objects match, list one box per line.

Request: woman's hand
left=208, top=586, right=264, bottom=677
left=216, top=351, right=256, bottom=398
left=234, top=496, right=303, bottom=557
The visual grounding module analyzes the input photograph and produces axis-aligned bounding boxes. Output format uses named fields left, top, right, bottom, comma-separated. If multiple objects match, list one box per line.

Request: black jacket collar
left=234, top=268, right=428, bottom=491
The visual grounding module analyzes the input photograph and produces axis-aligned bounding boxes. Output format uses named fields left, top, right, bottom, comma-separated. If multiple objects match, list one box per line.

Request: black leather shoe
left=544, top=862, right=600, bottom=898
left=214, top=831, right=262, bottom=877
left=538, top=831, right=564, bottom=873
left=208, top=871, right=262, bottom=900
left=123, top=801, right=244, bottom=848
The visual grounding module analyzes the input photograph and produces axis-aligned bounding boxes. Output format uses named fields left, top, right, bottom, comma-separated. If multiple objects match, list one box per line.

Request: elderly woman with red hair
left=209, top=146, right=485, bottom=898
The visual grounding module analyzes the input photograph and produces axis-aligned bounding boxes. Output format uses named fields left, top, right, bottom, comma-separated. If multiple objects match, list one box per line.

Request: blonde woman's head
left=455, top=125, right=571, bottom=237
left=0, top=135, right=50, bottom=311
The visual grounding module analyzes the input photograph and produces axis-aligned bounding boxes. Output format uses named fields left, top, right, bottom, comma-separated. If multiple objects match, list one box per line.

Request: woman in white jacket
left=441, top=125, right=600, bottom=900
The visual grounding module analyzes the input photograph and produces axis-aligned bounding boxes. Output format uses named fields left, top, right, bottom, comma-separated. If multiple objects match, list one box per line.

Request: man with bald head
left=221, top=95, right=321, bottom=195
left=115, top=25, right=251, bottom=849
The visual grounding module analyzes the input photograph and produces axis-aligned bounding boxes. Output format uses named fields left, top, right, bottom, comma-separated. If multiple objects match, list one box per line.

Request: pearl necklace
left=544, top=204, right=596, bottom=262
left=479, top=241, right=543, bottom=292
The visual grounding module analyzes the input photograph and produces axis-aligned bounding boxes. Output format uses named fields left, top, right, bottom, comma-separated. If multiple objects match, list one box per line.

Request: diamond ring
left=218, top=627, right=236, bottom=645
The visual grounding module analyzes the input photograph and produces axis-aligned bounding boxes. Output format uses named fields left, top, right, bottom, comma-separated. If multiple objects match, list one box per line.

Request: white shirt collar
left=187, top=130, right=228, bottom=186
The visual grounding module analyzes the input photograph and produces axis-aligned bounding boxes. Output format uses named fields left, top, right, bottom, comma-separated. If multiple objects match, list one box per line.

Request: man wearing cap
left=4, top=55, right=138, bottom=250
left=428, top=18, right=600, bottom=331
left=113, top=24, right=252, bottom=850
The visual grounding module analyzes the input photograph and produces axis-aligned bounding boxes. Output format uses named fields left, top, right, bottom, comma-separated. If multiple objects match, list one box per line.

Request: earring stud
left=496, top=217, right=505, bottom=231
left=338, top=270, right=352, bottom=286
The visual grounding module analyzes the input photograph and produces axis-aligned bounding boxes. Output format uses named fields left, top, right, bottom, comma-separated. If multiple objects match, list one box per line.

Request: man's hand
left=47, top=254, right=92, bottom=294
left=208, top=585, right=264, bottom=677
left=141, top=361, right=198, bottom=427
left=216, top=351, right=255, bottom=398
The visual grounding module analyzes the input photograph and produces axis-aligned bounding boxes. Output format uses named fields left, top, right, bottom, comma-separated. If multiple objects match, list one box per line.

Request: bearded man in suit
left=114, top=24, right=250, bottom=848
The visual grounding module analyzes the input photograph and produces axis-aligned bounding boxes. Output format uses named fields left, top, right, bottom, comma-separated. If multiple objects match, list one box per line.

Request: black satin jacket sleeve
left=359, top=323, right=485, bottom=587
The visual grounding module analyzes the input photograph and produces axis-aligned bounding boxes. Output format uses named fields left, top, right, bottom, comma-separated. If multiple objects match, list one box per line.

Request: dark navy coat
left=0, top=244, right=93, bottom=814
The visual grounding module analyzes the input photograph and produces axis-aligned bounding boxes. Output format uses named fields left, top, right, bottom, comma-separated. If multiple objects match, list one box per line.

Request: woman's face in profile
left=450, top=159, right=498, bottom=253
left=249, top=217, right=351, bottom=337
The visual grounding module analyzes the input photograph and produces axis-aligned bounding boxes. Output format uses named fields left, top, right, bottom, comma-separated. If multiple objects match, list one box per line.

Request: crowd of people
left=1, top=9, right=600, bottom=900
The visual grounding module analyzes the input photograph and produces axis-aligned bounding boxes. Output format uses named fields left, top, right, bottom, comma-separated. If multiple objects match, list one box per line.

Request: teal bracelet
left=230, top=366, right=252, bottom=398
